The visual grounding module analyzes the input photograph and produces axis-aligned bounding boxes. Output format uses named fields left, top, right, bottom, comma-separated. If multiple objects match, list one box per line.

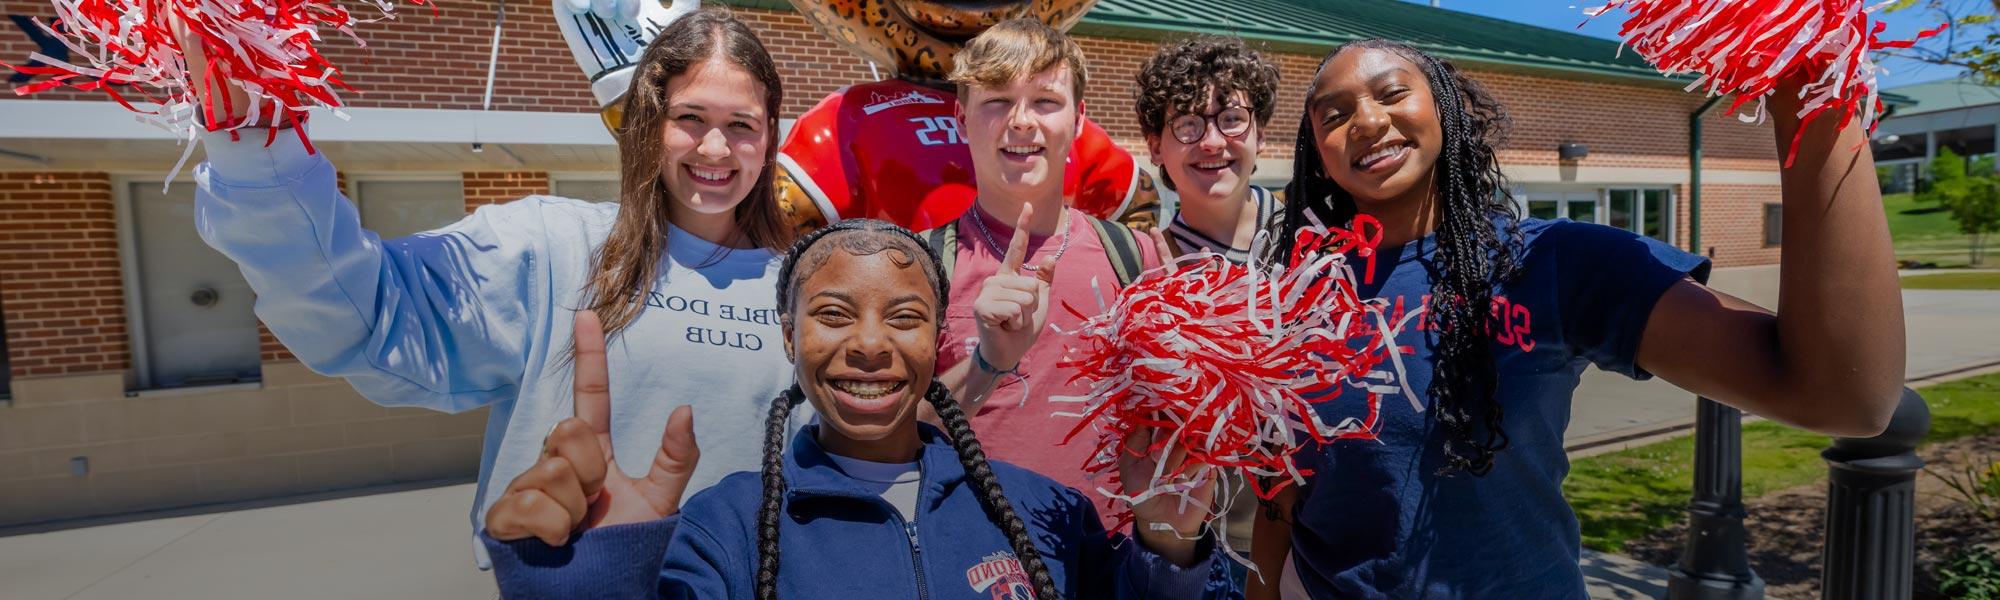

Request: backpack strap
left=1087, top=217, right=1143, bottom=288
left=924, top=221, right=959, bottom=282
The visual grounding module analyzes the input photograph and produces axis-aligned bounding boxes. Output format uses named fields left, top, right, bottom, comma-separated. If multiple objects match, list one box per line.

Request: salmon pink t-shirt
left=933, top=205, right=1159, bottom=527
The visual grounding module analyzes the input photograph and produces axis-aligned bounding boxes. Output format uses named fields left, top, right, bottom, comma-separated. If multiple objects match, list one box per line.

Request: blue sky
left=1431, top=1, right=1967, bottom=89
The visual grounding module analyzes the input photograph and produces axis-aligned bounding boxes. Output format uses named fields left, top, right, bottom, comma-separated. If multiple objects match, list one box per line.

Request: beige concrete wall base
left=7, top=372, right=127, bottom=407
left=0, top=364, right=487, bottom=528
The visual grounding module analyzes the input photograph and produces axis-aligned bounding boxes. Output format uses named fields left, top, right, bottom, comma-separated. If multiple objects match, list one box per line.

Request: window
left=354, top=180, right=468, bottom=238
left=553, top=178, right=620, bottom=203
left=1764, top=203, right=1783, bottom=247
left=126, top=181, right=263, bottom=388
left=122, top=177, right=467, bottom=390
left=1519, top=186, right=1674, bottom=244
left=1642, top=189, right=1671, bottom=242
left=1607, top=189, right=1637, bottom=231
left=1520, top=188, right=1600, bottom=225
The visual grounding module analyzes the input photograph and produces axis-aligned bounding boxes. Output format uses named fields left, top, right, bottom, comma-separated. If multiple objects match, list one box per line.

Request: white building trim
left=1503, top=164, right=1780, bottom=186
left=0, top=100, right=617, bottom=145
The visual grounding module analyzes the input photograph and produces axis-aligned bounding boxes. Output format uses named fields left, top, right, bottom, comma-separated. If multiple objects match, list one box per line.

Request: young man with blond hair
left=928, top=18, right=1171, bottom=517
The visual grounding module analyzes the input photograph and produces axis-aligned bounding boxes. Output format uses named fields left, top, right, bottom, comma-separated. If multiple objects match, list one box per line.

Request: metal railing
left=1666, top=389, right=1932, bottom=600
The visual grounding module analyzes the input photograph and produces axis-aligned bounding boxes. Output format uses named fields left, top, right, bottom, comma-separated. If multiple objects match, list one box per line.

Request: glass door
left=1607, top=187, right=1675, bottom=244
left=1522, top=188, right=1602, bottom=223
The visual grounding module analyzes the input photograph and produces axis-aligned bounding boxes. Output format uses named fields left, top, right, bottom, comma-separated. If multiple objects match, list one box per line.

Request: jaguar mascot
left=555, top=0, right=1160, bottom=233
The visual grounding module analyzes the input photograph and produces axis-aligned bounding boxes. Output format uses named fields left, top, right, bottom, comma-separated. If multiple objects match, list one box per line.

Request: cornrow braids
left=922, top=381, right=1061, bottom=599
left=777, top=219, right=949, bottom=327
left=1265, top=39, right=1522, bottom=476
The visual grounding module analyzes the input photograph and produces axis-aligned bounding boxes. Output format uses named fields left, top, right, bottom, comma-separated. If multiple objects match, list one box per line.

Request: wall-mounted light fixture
left=1558, top=142, right=1589, bottom=162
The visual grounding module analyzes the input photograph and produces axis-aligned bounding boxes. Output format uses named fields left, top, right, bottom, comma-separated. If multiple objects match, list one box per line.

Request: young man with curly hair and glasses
left=1134, top=35, right=1284, bottom=263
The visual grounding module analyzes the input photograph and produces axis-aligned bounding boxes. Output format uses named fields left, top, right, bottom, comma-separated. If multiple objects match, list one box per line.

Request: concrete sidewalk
left=0, top=478, right=1676, bottom=600
left=1565, top=265, right=2000, bottom=452
left=0, top=481, right=494, bottom=600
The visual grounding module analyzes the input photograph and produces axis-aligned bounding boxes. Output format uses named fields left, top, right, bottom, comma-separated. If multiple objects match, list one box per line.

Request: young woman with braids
left=1247, top=39, right=1905, bottom=598
left=184, top=9, right=806, bottom=567
left=479, top=218, right=1239, bottom=599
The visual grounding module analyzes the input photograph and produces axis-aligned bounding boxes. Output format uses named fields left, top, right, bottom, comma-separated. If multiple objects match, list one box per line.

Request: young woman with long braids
left=480, top=218, right=1239, bottom=599
left=186, top=9, right=807, bottom=565
left=1249, top=39, right=1905, bottom=597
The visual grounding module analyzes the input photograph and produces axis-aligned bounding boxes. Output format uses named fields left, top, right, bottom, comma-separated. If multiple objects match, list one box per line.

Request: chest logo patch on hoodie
left=965, top=552, right=1034, bottom=599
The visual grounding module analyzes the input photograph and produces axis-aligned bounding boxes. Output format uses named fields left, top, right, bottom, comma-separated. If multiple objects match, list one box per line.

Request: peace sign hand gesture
left=485, top=310, right=701, bottom=546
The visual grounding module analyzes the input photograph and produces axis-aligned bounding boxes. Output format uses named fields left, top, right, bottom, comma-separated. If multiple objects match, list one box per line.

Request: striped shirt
left=1165, top=185, right=1276, bottom=264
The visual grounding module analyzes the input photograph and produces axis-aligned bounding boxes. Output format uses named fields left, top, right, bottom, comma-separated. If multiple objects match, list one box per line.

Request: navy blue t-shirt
left=1287, top=218, right=1709, bottom=598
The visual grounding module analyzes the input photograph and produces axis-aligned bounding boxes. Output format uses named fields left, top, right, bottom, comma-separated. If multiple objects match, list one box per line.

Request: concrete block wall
left=0, top=365, right=486, bottom=527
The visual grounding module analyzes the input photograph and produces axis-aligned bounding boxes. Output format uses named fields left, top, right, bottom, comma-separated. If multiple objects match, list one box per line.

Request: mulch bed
left=1624, top=431, right=2000, bottom=599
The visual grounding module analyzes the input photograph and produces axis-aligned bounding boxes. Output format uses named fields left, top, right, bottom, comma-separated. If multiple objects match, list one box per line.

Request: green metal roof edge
left=1876, top=84, right=2000, bottom=116
left=714, top=0, right=1687, bottom=88
left=1067, top=17, right=1682, bottom=87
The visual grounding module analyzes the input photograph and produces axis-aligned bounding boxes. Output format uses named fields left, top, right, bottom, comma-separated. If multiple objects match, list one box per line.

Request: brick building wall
left=0, top=2, right=1786, bottom=525
left=0, top=173, right=127, bottom=379
left=464, top=171, right=553, bottom=210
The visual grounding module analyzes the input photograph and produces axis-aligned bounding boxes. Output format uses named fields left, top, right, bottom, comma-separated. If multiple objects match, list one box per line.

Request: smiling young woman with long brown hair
left=185, top=8, right=806, bottom=566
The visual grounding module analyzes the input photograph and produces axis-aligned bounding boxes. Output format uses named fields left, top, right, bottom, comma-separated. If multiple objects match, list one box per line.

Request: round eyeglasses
left=1169, top=106, right=1253, bottom=145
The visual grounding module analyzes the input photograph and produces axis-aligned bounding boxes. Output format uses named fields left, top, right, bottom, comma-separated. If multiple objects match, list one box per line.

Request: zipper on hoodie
left=904, top=518, right=929, bottom=599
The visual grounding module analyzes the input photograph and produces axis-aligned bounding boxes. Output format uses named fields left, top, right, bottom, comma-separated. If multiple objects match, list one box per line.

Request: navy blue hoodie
left=484, top=424, right=1240, bottom=599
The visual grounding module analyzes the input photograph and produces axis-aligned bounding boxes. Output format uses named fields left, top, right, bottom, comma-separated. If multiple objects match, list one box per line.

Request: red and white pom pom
left=1588, top=0, right=1944, bottom=166
left=1051, top=215, right=1422, bottom=569
left=8, top=0, right=429, bottom=176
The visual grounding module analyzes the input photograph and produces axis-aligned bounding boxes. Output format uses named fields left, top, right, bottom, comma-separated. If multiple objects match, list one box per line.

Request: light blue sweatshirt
left=193, top=129, right=809, bottom=566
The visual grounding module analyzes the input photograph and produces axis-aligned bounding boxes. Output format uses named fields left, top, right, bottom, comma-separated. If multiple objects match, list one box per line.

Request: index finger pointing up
left=572, top=309, right=612, bottom=435
left=1000, top=202, right=1035, bottom=273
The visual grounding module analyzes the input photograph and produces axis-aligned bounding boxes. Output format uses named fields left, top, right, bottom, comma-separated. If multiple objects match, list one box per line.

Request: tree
left=1925, top=147, right=1971, bottom=200
left=1951, top=178, right=2000, bottom=265
left=1920, top=148, right=2000, bottom=265
left=1885, top=0, right=2000, bottom=84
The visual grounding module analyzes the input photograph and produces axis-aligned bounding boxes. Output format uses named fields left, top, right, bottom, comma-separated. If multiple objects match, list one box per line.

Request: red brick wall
left=0, top=173, right=128, bottom=378
left=1695, top=184, right=1784, bottom=267
left=733, top=10, right=879, bottom=118
left=1, top=3, right=1793, bottom=383
left=464, top=172, right=552, bottom=210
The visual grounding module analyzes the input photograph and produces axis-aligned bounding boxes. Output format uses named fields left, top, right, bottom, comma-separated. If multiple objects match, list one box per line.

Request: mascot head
left=786, top=0, right=1098, bottom=81
left=557, top=0, right=704, bottom=130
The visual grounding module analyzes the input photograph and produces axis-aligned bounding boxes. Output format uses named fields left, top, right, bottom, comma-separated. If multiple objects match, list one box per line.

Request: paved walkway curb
left=1566, top=359, right=2000, bottom=460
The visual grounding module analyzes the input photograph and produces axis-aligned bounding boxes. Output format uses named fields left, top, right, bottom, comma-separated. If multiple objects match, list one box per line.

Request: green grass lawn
left=1903, top=271, right=2000, bottom=290
left=1884, top=192, right=1981, bottom=268
left=1567, top=372, right=2000, bottom=552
